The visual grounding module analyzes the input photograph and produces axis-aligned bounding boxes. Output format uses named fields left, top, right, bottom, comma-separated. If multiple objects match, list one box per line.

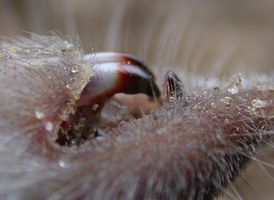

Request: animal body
left=1, top=1, right=274, bottom=199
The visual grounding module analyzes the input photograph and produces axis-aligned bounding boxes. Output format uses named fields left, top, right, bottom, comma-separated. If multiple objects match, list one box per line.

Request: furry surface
left=1, top=1, right=274, bottom=199
left=1, top=35, right=274, bottom=199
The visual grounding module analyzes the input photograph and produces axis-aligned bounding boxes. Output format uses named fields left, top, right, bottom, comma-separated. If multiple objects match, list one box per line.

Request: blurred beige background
left=1, top=0, right=274, bottom=199
left=2, top=0, right=274, bottom=81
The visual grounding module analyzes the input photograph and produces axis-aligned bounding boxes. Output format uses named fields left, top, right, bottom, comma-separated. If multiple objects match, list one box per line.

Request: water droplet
left=58, top=160, right=66, bottom=168
left=71, top=66, right=78, bottom=73
left=228, top=86, right=238, bottom=94
left=44, top=121, right=54, bottom=131
left=35, top=109, right=44, bottom=119
left=67, top=43, right=74, bottom=49
left=92, top=104, right=99, bottom=111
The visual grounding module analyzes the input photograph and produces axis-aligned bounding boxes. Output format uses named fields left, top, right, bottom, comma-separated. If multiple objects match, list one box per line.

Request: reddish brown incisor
left=77, top=52, right=161, bottom=106
left=57, top=52, right=161, bottom=146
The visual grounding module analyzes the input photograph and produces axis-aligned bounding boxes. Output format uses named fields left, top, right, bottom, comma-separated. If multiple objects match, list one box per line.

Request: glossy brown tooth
left=79, top=52, right=161, bottom=107
left=116, top=63, right=161, bottom=98
left=83, top=52, right=156, bottom=79
left=119, top=53, right=156, bottom=79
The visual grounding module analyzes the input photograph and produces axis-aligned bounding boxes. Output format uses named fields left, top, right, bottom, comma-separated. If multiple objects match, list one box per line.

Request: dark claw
left=165, top=70, right=187, bottom=104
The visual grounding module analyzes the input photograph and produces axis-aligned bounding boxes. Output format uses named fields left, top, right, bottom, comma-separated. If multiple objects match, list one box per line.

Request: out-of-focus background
left=1, top=0, right=274, bottom=199
left=2, top=0, right=274, bottom=81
